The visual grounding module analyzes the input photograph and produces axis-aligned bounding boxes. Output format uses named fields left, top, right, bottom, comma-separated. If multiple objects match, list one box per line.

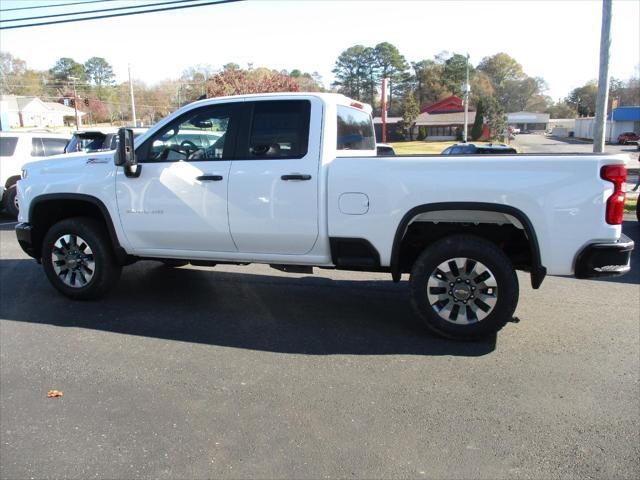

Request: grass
left=388, top=140, right=516, bottom=155
left=624, top=197, right=637, bottom=214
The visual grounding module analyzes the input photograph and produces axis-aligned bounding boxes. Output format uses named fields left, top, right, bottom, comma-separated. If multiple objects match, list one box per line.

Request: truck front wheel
left=42, top=217, right=122, bottom=300
left=409, top=235, right=519, bottom=340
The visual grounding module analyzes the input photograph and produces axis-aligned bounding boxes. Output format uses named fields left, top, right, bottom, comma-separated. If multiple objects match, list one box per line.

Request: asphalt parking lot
left=1, top=217, right=639, bottom=480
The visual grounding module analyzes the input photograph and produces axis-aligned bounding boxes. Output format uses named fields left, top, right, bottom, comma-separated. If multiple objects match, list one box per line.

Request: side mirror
left=115, top=128, right=141, bottom=178
left=115, top=128, right=135, bottom=166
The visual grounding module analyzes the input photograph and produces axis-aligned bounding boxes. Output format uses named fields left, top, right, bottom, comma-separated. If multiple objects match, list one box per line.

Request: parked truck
left=15, top=93, right=634, bottom=340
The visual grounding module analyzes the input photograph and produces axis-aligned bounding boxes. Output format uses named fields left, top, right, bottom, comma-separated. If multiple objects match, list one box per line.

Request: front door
left=116, top=103, right=240, bottom=253
left=227, top=99, right=320, bottom=255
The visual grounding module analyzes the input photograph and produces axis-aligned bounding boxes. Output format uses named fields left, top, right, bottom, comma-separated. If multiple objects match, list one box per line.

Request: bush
left=417, top=126, right=427, bottom=140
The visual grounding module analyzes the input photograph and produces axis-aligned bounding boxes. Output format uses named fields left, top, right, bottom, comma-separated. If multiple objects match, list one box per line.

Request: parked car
left=441, top=143, right=517, bottom=155
left=15, top=93, right=633, bottom=341
left=0, top=131, right=70, bottom=217
left=65, top=127, right=148, bottom=153
left=617, top=132, right=639, bottom=145
left=376, top=143, right=396, bottom=156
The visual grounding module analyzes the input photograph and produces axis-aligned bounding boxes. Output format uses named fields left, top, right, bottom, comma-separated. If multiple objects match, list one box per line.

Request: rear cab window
left=0, top=137, right=18, bottom=157
left=337, top=105, right=375, bottom=152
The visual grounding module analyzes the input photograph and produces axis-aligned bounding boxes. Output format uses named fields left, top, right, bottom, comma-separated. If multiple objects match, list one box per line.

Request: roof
left=507, top=111, right=550, bottom=122
left=420, top=95, right=468, bottom=114
left=372, top=116, right=403, bottom=124
left=609, top=106, right=640, bottom=122
left=0, top=95, right=20, bottom=111
left=45, top=102, right=80, bottom=115
left=0, top=95, right=85, bottom=115
left=415, top=111, right=476, bottom=126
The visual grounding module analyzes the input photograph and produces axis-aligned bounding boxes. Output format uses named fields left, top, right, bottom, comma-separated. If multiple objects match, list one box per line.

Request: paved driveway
left=0, top=218, right=639, bottom=479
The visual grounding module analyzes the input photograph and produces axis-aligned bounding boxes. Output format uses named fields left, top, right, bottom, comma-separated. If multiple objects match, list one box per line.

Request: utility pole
left=462, top=53, right=470, bottom=143
left=593, top=0, right=612, bottom=153
left=68, top=76, right=80, bottom=130
left=381, top=78, right=388, bottom=143
left=128, top=64, right=137, bottom=127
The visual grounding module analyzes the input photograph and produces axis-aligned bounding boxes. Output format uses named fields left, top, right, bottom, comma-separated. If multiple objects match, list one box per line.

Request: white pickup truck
left=15, top=93, right=634, bottom=340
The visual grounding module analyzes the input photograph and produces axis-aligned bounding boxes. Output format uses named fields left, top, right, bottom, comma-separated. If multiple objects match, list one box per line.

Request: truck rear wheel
left=409, top=235, right=519, bottom=340
left=42, top=217, right=122, bottom=300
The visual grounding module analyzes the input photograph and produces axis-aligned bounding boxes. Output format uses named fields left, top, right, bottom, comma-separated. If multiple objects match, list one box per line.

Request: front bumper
left=15, top=222, right=37, bottom=259
left=575, top=234, right=634, bottom=278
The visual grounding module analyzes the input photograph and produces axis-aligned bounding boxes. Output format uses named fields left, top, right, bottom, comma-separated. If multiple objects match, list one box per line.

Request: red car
left=617, top=132, right=639, bottom=144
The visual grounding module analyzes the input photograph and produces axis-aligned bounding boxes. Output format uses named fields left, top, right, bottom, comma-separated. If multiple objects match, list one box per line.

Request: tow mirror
left=115, top=128, right=141, bottom=178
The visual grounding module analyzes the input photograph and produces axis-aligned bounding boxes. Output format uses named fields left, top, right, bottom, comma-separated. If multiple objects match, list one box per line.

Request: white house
left=0, top=95, right=83, bottom=128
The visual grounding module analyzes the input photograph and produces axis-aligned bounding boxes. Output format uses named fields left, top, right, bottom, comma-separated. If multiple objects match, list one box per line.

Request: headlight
left=21, top=169, right=27, bottom=179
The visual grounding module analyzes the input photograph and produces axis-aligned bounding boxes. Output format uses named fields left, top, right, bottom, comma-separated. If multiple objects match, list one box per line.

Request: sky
left=1, top=0, right=639, bottom=101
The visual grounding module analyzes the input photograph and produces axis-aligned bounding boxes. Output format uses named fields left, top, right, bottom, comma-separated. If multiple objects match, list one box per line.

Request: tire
left=409, top=234, right=519, bottom=341
left=41, top=217, right=122, bottom=300
left=3, top=185, right=19, bottom=218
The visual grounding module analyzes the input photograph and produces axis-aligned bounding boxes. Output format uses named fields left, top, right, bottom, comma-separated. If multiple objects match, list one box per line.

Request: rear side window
left=337, top=106, right=375, bottom=150
left=0, top=137, right=18, bottom=157
left=246, top=100, right=310, bottom=159
left=42, top=138, right=68, bottom=156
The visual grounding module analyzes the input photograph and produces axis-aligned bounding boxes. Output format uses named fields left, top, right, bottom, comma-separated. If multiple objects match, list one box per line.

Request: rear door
left=227, top=98, right=321, bottom=254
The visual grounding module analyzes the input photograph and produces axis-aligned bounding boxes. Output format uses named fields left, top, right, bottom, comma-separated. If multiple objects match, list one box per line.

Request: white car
left=15, top=93, right=634, bottom=340
left=0, top=131, right=70, bottom=217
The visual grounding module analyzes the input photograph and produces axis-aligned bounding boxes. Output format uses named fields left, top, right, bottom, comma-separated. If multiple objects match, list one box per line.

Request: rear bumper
left=15, top=222, right=37, bottom=259
left=575, top=234, right=634, bottom=278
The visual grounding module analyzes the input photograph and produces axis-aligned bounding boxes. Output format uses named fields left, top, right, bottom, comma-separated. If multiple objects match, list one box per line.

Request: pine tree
left=471, top=100, right=485, bottom=140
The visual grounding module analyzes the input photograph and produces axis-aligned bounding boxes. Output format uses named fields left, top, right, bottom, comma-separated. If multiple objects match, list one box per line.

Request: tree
left=207, top=67, right=300, bottom=97
left=0, top=51, right=26, bottom=93
left=546, top=101, right=577, bottom=118
left=332, top=45, right=370, bottom=101
left=84, top=57, right=114, bottom=87
left=477, top=52, right=525, bottom=88
left=567, top=80, right=598, bottom=116
left=442, top=53, right=472, bottom=97
left=481, top=96, right=505, bottom=140
left=401, top=93, right=419, bottom=141
left=50, top=57, right=86, bottom=83
left=374, top=42, right=409, bottom=113
left=471, top=100, right=485, bottom=140
left=412, top=59, right=450, bottom=107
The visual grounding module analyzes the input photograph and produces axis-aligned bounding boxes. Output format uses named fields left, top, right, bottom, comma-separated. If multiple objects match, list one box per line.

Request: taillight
left=350, top=101, right=364, bottom=109
left=601, top=165, right=627, bottom=225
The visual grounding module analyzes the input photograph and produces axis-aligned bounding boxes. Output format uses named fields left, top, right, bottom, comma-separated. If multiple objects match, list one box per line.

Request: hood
left=21, top=150, right=115, bottom=173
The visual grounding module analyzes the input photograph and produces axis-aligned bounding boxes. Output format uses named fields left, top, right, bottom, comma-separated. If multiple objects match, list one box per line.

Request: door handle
left=196, top=175, right=223, bottom=181
left=281, top=174, right=312, bottom=181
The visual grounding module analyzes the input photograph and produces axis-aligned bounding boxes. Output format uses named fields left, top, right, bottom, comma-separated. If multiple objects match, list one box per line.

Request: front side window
left=245, top=100, right=310, bottom=159
left=0, top=137, right=18, bottom=157
left=337, top=105, right=375, bottom=150
left=141, top=105, right=235, bottom=162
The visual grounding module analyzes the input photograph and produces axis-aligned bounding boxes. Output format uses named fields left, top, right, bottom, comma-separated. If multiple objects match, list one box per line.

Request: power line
left=0, top=0, right=117, bottom=13
left=1, top=0, right=202, bottom=23
left=0, top=0, right=242, bottom=29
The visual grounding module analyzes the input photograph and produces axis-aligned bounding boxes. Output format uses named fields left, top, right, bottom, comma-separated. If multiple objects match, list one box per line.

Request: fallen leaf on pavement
left=47, top=390, right=63, bottom=398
